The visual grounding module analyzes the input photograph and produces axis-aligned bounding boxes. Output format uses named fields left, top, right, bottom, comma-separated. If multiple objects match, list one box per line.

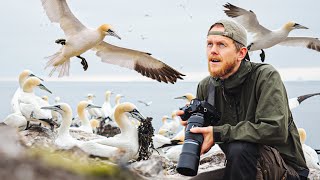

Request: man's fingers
left=180, top=120, right=187, bottom=126
left=190, top=127, right=204, bottom=133
left=176, top=110, right=184, bottom=116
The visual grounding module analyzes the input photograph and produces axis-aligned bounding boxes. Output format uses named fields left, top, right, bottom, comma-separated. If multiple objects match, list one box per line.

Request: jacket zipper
left=221, top=80, right=232, bottom=108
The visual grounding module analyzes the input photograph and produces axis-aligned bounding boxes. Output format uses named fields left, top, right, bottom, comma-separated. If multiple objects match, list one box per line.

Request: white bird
left=40, top=0, right=185, bottom=83
left=289, top=93, right=320, bottom=110
left=101, top=91, right=113, bottom=118
left=109, top=94, right=124, bottom=122
left=18, top=77, right=54, bottom=130
left=70, top=101, right=102, bottom=133
left=158, top=115, right=175, bottom=138
left=223, top=3, right=320, bottom=62
left=298, top=128, right=320, bottom=170
left=2, top=112, right=27, bottom=131
left=174, top=93, right=195, bottom=103
left=137, top=100, right=152, bottom=106
left=11, top=69, right=43, bottom=114
left=89, top=102, right=146, bottom=161
left=85, top=93, right=103, bottom=119
left=41, top=103, right=120, bottom=158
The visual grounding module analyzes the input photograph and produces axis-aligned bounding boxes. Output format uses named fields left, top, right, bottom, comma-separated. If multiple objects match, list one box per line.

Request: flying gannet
left=40, top=0, right=185, bottom=83
left=137, top=100, right=153, bottom=107
left=298, top=128, right=320, bottom=170
left=289, top=92, right=320, bottom=110
left=223, top=3, right=320, bottom=62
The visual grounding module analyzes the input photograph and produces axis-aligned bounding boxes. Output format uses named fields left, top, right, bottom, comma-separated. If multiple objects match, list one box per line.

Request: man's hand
left=176, top=110, right=187, bottom=126
left=190, top=126, right=215, bottom=155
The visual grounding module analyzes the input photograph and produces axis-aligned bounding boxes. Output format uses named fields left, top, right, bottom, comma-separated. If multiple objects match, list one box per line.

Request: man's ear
left=238, top=47, right=248, bottom=61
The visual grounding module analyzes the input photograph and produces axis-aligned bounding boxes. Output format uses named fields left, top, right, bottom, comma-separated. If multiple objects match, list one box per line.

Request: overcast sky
left=1, top=0, right=320, bottom=82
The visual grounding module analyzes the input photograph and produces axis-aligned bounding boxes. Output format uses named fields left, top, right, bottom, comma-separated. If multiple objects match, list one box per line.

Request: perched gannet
left=90, top=119, right=100, bottom=134
left=158, top=115, right=174, bottom=137
left=90, top=102, right=146, bottom=161
left=40, top=0, right=185, bottom=83
left=2, top=112, right=27, bottom=131
left=289, top=92, right=320, bottom=110
left=18, top=77, right=54, bottom=129
left=109, top=94, right=124, bottom=121
left=52, top=96, right=62, bottom=125
left=11, top=69, right=43, bottom=114
left=41, top=103, right=120, bottom=158
left=70, top=101, right=102, bottom=133
left=101, top=91, right=113, bottom=118
left=223, top=3, right=320, bottom=62
left=137, top=100, right=153, bottom=107
left=174, top=93, right=195, bottom=103
left=298, top=128, right=320, bottom=170
left=85, top=93, right=103, bottom=119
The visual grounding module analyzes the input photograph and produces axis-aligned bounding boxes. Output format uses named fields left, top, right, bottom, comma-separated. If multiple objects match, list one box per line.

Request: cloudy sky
left=1, top=0, right=320, bottom=82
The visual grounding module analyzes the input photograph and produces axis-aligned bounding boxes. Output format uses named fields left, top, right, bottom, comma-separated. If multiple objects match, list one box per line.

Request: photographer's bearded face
left=206, top=25, right=243, bottom=79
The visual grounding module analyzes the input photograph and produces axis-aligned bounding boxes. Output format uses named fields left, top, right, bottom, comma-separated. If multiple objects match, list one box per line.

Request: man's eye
left=218, top=43, right=226, bottom=48
left=207, top=43, right=213, bottom=47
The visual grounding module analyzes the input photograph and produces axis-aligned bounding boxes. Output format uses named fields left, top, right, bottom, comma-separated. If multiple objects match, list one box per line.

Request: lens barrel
left=176, top=113, right=204, bottom=176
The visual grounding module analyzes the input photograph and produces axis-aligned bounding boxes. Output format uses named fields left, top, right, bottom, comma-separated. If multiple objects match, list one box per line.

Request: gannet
left=41, top=0, right=185, bottom=83
left=137, top=100, right=153, bottom=106
left=2, top=113, right=27, bottom=131
left=298, top=128, right=320, bottom=170
left=18, top=77, right=54, bottom=130
left=289, top=92, right=320, bottom=110
left=101, top=91, right=113, bottom=118
left=85, top=93, right=103, bottom=119
left=41, top=103, right=120, bottom=158
left=52, top=96, right=62, bottom=125
left=158, top=115, right=174, bottom=137
left=89, top=102, right=146, bottom=161
left=174, top=93, right=195, bottom=103
left=109, top=94, right=124, bottom=122
left=11, top=69, right=43, bottom=114
left=223, top=3, right=320, bottom=62
left=70, top=101, right=101, bottom=133
left=90, top=119, right=100, bottom=134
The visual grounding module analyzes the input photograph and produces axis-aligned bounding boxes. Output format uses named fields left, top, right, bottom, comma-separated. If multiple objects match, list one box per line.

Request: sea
left=1, top=81, right=320, bottom=149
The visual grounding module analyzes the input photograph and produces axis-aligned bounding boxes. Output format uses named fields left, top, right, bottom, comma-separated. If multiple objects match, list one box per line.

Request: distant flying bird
left=41, top=0, right=185, bottom=83
left=289, top=92, right=320, bottom=110
left=223, top=3, right=320, bottom=62
left=137, top=100, right=152, bottom=106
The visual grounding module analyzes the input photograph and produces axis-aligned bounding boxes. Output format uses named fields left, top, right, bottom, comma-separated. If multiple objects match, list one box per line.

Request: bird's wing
left=223, top=3, right=271, bottom=36
left=41, top=0, right=86, bottom=36
left=93, top=42, right=185, bottom=84
left=279, top=37, right=320, bottom=52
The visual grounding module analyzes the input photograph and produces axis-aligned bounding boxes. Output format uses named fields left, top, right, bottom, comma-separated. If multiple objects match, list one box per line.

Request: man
left=179, top=19, right=309, bottom=179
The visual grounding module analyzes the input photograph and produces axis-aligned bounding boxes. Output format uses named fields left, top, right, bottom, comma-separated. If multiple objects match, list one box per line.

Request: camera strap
left=206, top=77, right=216, bottom=106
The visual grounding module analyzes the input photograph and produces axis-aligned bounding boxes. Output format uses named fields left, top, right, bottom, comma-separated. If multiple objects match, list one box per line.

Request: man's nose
left=209, top=45, right=219, bottom=55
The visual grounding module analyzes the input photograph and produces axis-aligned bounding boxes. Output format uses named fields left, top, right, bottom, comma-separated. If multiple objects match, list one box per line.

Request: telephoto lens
left=176, top=112, right=205, bottom=176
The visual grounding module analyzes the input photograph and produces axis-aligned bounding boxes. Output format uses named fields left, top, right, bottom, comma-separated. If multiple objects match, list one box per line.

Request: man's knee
left=226, top=141, right=259, bottom=161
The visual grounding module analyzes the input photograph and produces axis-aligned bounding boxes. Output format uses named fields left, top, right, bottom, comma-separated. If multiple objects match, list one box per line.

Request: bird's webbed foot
left=55, top=39, right=66, bottom=45
left=76, top=55, right=88, bottom=71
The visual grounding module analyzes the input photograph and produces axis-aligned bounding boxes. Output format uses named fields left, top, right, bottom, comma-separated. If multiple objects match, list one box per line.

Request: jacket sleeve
left=213, top=67, right=290, bottom=145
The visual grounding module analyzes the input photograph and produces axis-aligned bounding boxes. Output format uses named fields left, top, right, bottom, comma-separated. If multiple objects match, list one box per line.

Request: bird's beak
left=41, top=105, right=60, bottom=112
left=174, top=96, right=186, bottom=100
left=87, top=104, right=101, bottom=109
left=38, top=84, right=52, bottom=94
left=107, top=29, right=121, bottom=40
left=129, top=109, right=146, bottom=121
left=29, top=74, right=44, bottom=81
left=294, top=23, right=308, bottom=29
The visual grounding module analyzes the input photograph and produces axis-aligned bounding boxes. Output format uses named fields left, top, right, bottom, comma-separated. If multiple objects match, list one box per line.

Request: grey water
left=1, top=81, right=320, bottom=149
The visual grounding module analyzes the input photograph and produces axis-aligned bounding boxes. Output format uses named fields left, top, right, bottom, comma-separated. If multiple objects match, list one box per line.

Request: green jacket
left=197, top=60, right=308, bottom=174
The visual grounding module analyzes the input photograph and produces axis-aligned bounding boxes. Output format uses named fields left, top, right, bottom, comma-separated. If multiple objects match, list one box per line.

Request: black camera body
left=176, top=99, right=220, bottom=176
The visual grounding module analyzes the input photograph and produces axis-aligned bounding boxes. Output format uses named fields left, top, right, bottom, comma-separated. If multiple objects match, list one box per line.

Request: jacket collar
left=211, top=60, right=252, bottom=93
